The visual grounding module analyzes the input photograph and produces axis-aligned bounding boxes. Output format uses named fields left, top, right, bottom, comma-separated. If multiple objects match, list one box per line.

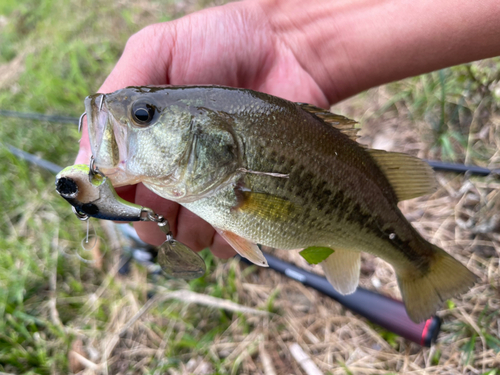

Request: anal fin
left=320, top=248, right=360, bottom=295
left=215, top=228, right=269, bottom=267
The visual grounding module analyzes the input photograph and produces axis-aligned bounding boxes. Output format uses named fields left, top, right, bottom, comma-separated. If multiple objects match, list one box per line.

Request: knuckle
left=125, top=24, right=162, bottom=50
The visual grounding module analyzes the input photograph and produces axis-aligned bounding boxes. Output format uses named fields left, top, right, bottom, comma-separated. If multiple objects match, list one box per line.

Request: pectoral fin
left=320, top=248, right=361, bottom=295
left=215, top=228, right=268, bottom=267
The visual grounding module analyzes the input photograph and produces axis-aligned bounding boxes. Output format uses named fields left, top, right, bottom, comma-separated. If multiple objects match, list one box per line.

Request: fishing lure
left=55, top=158, right=206, bottom=279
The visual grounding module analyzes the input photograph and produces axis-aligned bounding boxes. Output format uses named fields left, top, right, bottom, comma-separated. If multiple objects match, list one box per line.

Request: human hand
left=77, top=0, right=500, bottom=258
left=75, top=0, right=331, bottom=258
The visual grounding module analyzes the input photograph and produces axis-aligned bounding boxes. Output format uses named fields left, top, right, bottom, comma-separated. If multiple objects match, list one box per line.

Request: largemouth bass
left=85, top=86, right=476, bottom=322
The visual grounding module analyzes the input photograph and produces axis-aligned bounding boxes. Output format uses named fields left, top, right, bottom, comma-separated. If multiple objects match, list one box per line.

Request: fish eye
left=131, top=102, right=158, bottom=127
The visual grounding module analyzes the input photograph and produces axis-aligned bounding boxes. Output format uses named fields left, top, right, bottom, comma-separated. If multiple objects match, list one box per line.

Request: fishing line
left=80, top=219, right=96, bottom=250
left=86, top=219, right=90, bottom=244
left=78, top=220, right=105, bottom=264
left=0, top=109, right=79, bottom=124
left=56, top=220, right=104, bottom=264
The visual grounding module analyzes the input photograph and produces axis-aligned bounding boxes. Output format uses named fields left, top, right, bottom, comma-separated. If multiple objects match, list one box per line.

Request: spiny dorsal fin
left=368, top=149, right=437, bottom=201
left=298, top=103, right=359, bottom=141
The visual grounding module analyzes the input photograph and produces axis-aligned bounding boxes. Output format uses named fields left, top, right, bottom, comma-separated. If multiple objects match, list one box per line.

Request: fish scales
left=181, top=88, right=431, bottom=268
left=85, top=85, right=477, bottom=322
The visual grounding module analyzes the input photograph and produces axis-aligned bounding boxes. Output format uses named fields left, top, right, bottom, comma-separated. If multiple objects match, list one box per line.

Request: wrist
left=256, top=0, right=500, bottom=105
left=255, top=0, right=362, bottom=104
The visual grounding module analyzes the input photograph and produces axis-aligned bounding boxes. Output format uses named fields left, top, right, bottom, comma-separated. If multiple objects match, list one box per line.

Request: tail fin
left=397, top=245, right=477, bottom=323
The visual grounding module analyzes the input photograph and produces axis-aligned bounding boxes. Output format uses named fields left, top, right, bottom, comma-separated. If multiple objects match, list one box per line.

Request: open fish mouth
left=84, top=94, right=136, bottom=187
left=87, top=95, right=110, bottom=162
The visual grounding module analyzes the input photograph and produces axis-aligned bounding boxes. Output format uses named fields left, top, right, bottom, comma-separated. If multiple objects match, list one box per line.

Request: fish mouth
left=84, top=94, right=137, bottom=187
left=86, top=95, right=108, bottom=160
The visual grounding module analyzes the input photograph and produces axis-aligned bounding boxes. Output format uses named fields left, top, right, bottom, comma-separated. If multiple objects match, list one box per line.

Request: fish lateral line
left=238, top=167, right=289, bottom=179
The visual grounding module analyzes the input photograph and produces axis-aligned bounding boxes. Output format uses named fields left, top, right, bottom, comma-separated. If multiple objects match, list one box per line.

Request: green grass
left=0, top=0, right=241, bottom=373
left=1, top=0, right=499, bottom=373
left=382, top=62, right=500, bottom=162
left=0, top=6, right=128, bottom=370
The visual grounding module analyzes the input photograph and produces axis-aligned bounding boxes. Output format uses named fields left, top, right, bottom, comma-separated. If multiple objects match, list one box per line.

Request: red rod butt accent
left=421, top=316, right=442, bottom=347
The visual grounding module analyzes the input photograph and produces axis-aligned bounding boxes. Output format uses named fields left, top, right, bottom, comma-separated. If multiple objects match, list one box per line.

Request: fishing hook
left=98, top=94, right=105, bottom=111
left=78, top=112, right=86, bottom=133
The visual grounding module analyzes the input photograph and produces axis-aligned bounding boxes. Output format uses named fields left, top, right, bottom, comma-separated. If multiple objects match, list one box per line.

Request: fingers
left=132, top=183, right=179, bottom=246
left=131, top=183, right=236, bottom=258
left=115, top=185, right=138, bottom=205
left=175, top=207, right=216, bottom=253
left=133, top=213, right=236, bottom=258
left=210, top=233, right=238, bottom=259
left=75, top=139, right=92, bottom=164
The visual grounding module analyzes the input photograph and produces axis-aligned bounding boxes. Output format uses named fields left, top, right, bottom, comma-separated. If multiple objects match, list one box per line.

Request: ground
left=0, top=0, right=499, bottom=374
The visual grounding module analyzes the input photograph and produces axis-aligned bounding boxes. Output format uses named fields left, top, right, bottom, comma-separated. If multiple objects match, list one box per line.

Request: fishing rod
left=425, top=160, right=500, bottom=176
left=0, top=109, right=79, bottom=124
left=6, top=143, right=442, bottom=347
left=240, top=254, right=440, bottom=347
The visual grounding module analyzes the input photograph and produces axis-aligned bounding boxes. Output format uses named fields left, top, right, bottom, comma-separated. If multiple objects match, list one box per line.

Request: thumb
left=75, top=140, right=92, bottom=164
left=98, top=24, right=173, bottom=93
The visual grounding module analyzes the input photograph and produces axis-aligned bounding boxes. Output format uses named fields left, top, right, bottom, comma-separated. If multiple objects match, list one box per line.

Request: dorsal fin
left=367, top=149, right=437, bottom=201
left=298, top=103, right=359, bottom=141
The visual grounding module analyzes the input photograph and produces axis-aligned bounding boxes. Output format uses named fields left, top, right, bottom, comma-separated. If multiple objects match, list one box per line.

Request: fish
left=84, top=85, right=477, bottom=322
